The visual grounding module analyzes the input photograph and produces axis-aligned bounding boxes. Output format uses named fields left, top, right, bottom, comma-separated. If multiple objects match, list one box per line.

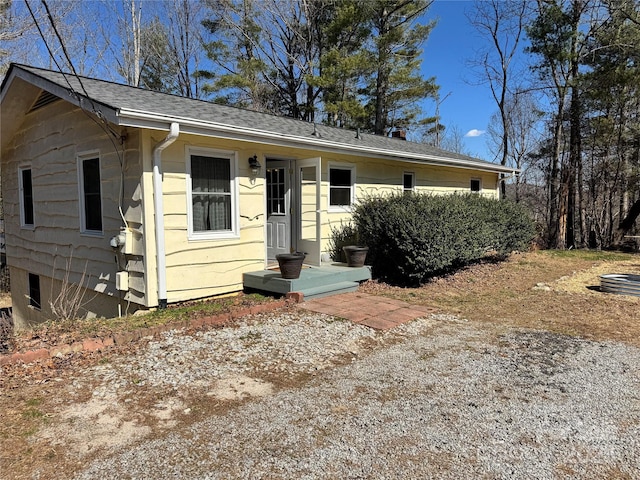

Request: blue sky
left=421, top=0, right=501, bottom=161
left=11, top=0, right=509, bottom=162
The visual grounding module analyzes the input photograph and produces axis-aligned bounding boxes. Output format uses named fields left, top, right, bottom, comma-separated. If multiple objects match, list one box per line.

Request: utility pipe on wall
left=152, top=122, right=179, bottom=309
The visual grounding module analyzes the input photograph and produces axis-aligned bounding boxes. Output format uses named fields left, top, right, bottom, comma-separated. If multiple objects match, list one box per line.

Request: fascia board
left=118, top=108, right=518, bottom=175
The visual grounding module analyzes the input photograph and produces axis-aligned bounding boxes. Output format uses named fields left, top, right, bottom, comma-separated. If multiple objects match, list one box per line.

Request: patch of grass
left=15, top=292, right=275, bottom=349
left=22, top=408, right=45, bottom=420
left=361, top=250, right=640, bottom=347
left=21, top=427, right=39, bottom=438
left=543, top=249, right=633, bottom=262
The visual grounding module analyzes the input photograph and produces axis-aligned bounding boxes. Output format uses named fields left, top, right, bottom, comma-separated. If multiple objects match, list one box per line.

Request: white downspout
left=152, top=122, right=179, bottom=309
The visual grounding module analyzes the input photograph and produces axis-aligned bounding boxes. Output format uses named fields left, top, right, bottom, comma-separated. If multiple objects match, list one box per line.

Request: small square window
left=470, top=179, right=482, bottom=193
left=329, top=166, right=354, bottom=209
left=28, top=273, right=41, bottom=309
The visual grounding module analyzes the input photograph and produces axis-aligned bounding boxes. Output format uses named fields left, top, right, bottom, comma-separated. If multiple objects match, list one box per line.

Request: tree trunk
left=374, top=5, right=389, bottom=135
left=616, top=197, right=640, bottom=239
left=374, top=61, right=388, bottom=135
left=548, top=108, right=564, bottom=249
left=566, top=0, right=583, bottom=249
left=567, top=84, right=581, bottom=249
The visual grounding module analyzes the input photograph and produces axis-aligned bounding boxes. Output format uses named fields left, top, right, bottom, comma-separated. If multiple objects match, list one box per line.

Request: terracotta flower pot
left=276, top=252, right=306, bottom=279
left=343, top=246, right=368, bottom=267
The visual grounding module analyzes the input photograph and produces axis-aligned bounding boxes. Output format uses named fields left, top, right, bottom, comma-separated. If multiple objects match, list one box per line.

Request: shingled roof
left=1, top=64, right=515, bottom=174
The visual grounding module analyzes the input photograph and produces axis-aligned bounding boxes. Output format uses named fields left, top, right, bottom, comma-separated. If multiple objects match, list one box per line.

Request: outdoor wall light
left=248, top=155, right=261, bottom=174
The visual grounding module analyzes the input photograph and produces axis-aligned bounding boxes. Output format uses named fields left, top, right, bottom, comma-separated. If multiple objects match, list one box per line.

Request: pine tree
left=362, top=0, right=438, bottom=135
left=312, top=0, right=370, bottom=128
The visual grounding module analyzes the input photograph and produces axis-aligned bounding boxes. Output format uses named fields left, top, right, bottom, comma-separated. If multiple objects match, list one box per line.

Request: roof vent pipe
left=152, top=122, right=179, bottom=309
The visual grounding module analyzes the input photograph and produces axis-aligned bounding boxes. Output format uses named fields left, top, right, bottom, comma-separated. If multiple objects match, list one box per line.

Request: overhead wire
left=31, top=0, right=130, bottom=228
left=26, top=0, right=132, bottom=313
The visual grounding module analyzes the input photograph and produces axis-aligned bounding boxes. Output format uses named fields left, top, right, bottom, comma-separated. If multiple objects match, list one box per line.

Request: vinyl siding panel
left=146, top=133, right=499, bottom=303
left=318, top=155, right=500, bottom=259
left=147, top=134, right=266, bottom=302
left=2, top=101, right=145, bottom=325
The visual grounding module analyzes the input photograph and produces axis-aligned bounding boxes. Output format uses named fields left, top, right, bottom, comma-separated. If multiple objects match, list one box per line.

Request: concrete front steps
left=243, top=263, right=371, bottom=300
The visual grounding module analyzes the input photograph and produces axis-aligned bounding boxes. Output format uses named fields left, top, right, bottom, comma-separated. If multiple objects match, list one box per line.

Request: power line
left=40, top=0, right=123, bottom=142
left=26, top=0, right=129, bottom=226
left=24, top=0, right=77, bottom=98
left=41, top=0, right=92, bottom=102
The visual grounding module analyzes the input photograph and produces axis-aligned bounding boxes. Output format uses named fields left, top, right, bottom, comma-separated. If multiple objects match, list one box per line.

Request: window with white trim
left=403, top=172, right=415, bottom=195
left=470, top=178, right=482, bottom=193
left=19, top=166, right=34, bottom=227
left=328, top=164, right=355, bottom=210
left=78, top=153, right=103, bottom=233
left=187, top=148, right=239, bottom=239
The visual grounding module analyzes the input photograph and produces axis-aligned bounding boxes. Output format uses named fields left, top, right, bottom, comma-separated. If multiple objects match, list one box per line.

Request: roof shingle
left=5, top=64, right=512, bottom=173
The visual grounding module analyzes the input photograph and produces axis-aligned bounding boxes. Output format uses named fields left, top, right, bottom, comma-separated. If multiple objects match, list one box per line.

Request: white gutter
left=117, top=108, right=517, bottom=175
left=151, top=122, right=179, bottom=309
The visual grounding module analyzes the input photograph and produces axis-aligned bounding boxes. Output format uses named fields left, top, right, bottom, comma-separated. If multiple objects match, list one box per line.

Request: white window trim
left=77, top=150, right=104, bottom=236
left=18, top=164, right=34, bottom=229
left=186, top=146, right=240, bottom=240
left=470, top=178, right=482, bottom=193
left=328, top=162, right=356, bottom=213
left=403, top=171, right=415, bottom=193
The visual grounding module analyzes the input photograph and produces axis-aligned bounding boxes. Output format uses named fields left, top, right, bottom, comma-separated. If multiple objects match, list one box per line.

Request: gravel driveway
left=63, top=309, right=640, bottom=480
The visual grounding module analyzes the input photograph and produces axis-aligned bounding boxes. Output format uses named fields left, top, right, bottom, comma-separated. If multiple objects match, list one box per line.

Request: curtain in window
left=191, top=155, right=231, bottom=231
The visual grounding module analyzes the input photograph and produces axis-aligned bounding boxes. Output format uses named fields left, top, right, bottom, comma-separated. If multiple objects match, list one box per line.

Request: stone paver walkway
left=298, top=292, right=437, bottom=330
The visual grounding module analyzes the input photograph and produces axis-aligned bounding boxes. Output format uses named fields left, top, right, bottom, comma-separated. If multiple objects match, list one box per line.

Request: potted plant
left=276, top=252, right=306, bottom=279
left=342, top=245, right=368, bottom=267
left=328, top=221, right=369, bottom=267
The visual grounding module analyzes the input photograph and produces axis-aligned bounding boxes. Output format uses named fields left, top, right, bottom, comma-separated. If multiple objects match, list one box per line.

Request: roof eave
left=118, top=108, right=518, bottom=175
left=1, top=65, right=120, bottom=124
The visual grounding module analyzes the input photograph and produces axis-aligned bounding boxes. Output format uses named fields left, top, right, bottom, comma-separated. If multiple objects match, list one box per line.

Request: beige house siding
left=318, top=154, right=500, bottom=260
left=141, top=134, right=501, bottom=303
left=8, top=265, right=125, bottom=329
left=2, top=101, right=144, bottom=327
left=143, top=133, right=267, bottom=303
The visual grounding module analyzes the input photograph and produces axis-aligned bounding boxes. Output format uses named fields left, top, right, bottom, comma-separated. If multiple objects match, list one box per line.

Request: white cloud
left=464, top=129, right=486, bottom=138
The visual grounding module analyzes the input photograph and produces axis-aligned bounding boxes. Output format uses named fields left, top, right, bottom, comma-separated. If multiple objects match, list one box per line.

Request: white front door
left=296, top=157, right=321, bottom=266
left=266, top=160, right=291, bottom=261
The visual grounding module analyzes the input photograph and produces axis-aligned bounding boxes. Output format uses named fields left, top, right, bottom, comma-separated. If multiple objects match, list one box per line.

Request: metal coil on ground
left=600, top=274, right=640, bottom=298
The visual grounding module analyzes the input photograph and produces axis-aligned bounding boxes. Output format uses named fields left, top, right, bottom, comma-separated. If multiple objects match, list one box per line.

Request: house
left=0, top=64, right=515, bottom=328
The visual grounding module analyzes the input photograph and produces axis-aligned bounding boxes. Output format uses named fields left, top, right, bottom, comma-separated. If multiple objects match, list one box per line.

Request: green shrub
left=348, top=193, right=535, bottom=286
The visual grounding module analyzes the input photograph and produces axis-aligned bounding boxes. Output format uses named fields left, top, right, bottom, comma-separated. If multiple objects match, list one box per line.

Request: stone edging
left=1, top=296, right=300, bottom=367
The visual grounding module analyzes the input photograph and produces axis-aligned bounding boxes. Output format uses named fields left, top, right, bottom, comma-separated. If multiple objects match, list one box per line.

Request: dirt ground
left=1, top=250, right=639, bottom=479
left=362, top=250, right=640, bottom=347
left=0, top=293, right=11, bottom=309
